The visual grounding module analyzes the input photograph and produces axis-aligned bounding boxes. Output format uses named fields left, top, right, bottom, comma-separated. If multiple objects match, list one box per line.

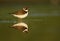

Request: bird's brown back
left=13, top=10, right=27, bottom=15
left=12, top=26, right=27, bottom=31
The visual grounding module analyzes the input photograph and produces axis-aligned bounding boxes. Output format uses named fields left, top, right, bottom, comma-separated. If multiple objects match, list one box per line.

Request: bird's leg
left=18, top=18, right=22, bottom=23
left=20, top=18, right=22, bottom=22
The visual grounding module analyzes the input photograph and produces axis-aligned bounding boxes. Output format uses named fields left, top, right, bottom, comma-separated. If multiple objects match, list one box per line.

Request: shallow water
left=0, top=3, right=60, bottom=41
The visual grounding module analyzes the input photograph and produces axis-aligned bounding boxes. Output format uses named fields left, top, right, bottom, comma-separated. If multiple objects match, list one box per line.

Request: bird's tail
left=8, top=12, right=12, bottom=14
left=8, top=12, right=14, bottom=14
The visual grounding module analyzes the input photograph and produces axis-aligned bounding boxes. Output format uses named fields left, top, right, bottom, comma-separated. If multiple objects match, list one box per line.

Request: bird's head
left=23, top=7, right=29, bottom=12
left=23, top=28, right=29, bottom=33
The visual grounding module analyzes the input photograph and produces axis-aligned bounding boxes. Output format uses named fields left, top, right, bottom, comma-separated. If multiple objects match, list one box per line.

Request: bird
left=9, top=7, right=29, bottom=19
left=11, top=22, right=28, bottom=33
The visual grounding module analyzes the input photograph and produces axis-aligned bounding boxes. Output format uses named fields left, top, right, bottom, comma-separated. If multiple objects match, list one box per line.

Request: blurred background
left=0, top=0, right=60, bottom=41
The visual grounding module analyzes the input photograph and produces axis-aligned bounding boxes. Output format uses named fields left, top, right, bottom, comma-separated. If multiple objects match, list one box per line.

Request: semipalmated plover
left=12, top=22, right=28, bottom=33
left=10, top=7, right=28, bottom=19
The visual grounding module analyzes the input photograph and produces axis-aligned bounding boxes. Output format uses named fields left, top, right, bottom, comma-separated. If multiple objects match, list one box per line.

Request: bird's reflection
left=11, top=22, right=29, bottom=33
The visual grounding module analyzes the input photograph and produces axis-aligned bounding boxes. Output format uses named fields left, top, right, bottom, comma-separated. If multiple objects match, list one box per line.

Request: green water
left=0, top=4, right=60, bottom=41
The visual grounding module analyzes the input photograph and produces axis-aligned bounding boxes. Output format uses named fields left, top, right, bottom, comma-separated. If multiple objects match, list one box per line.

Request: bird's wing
left=11, top=10, right=19, bottom=14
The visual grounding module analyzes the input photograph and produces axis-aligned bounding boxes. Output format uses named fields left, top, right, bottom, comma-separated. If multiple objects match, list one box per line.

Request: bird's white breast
left=12, top=12, right=28, bottom=19
left=12, top=22, right=28, bottom=28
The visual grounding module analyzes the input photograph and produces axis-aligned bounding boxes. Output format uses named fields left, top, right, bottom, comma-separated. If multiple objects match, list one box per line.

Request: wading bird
left=11, top=22, right=28, bottom=33
left=9, top=7, right=28, bottom=19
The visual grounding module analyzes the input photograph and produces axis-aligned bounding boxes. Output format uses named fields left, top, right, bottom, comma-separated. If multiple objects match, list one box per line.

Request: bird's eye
left=25, top=31, right=28, bottom=33
left=25, top=8, right=28, bottom=10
